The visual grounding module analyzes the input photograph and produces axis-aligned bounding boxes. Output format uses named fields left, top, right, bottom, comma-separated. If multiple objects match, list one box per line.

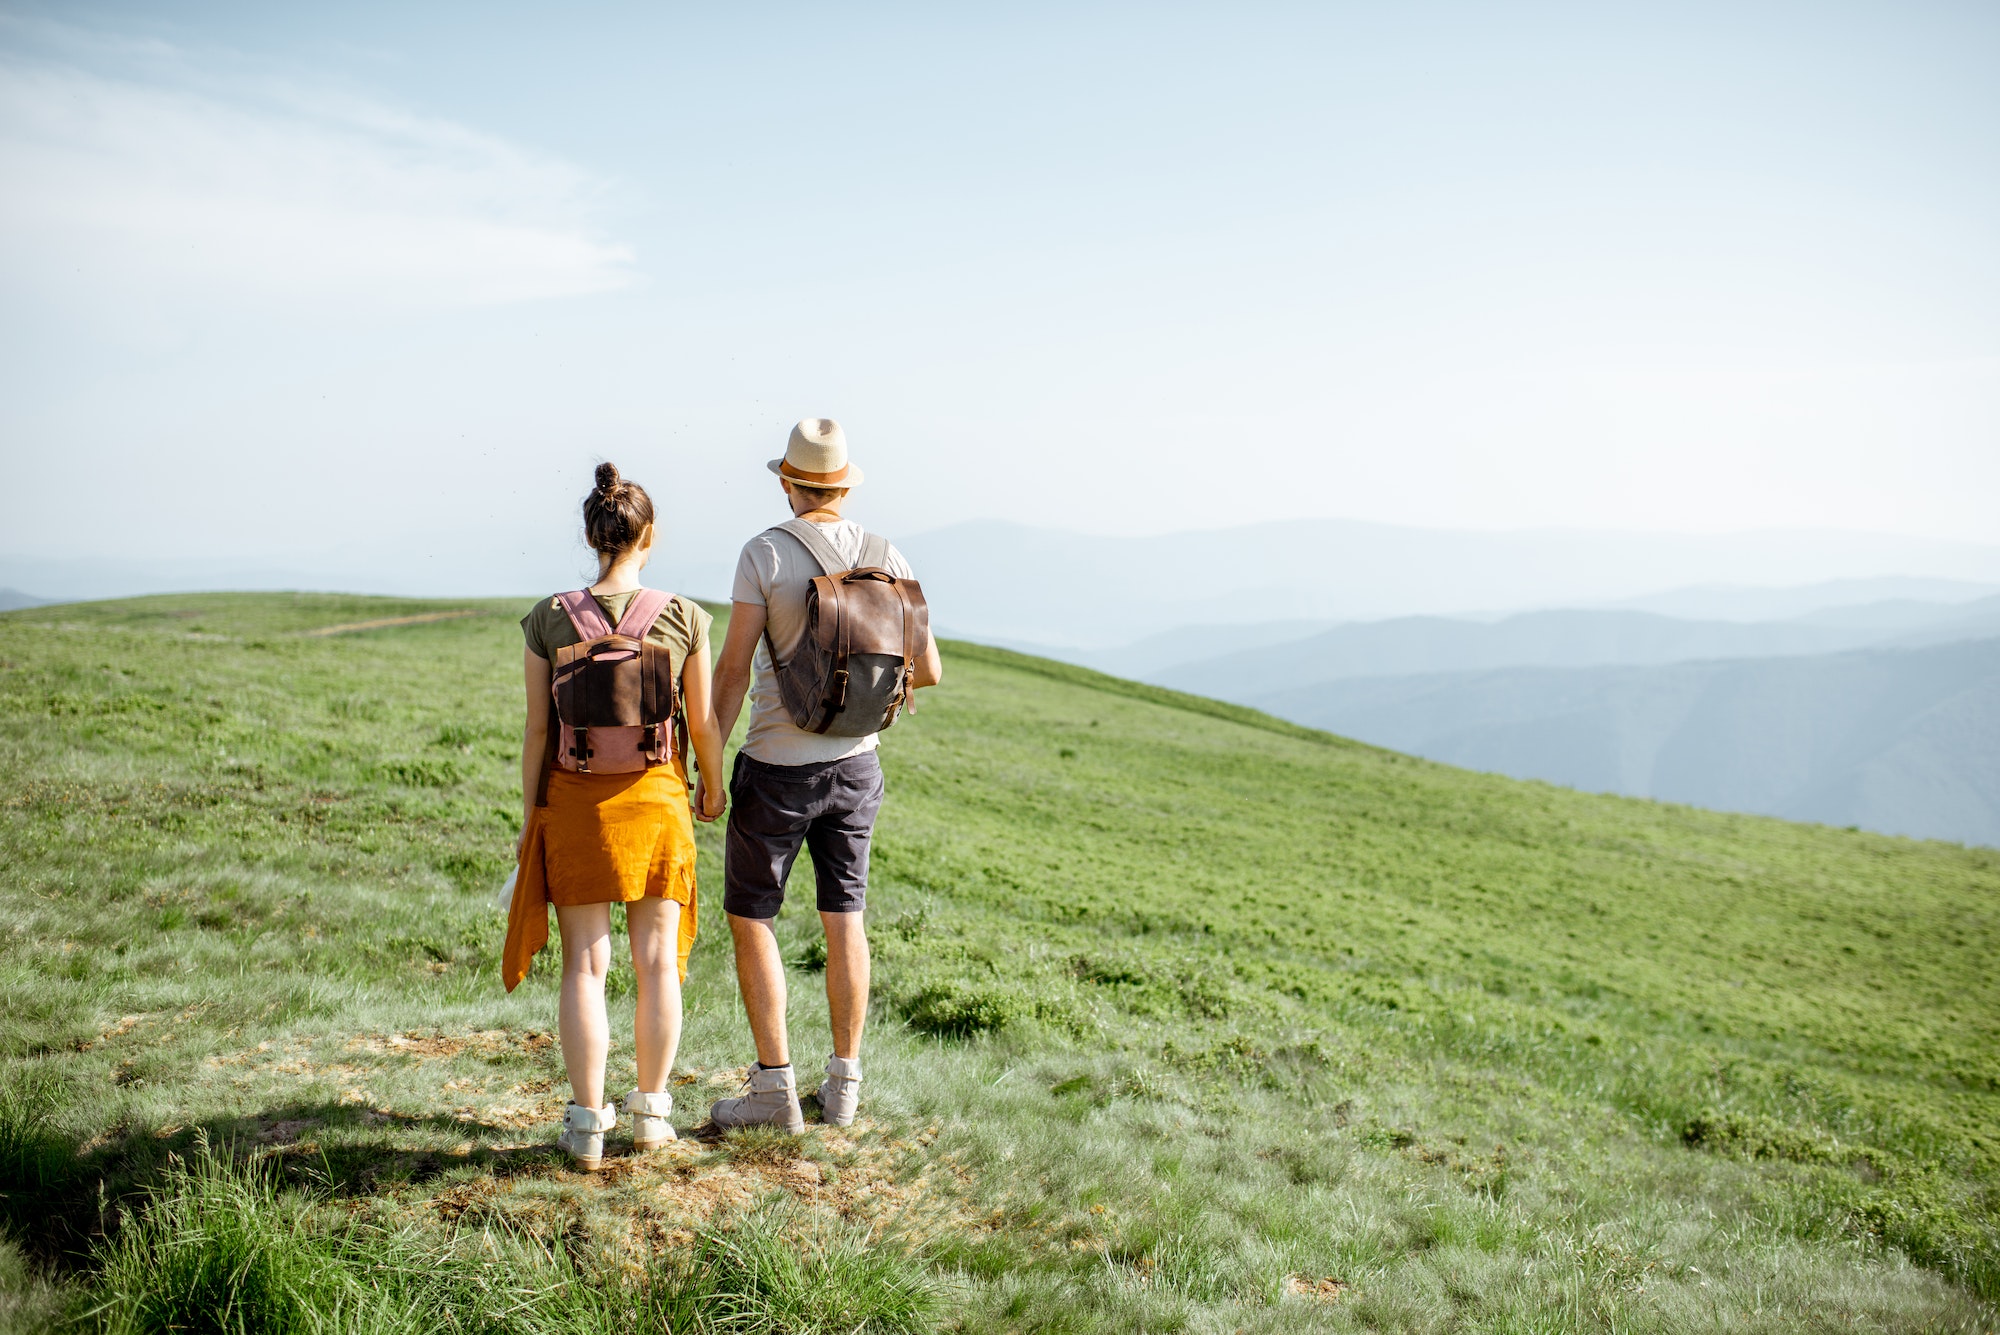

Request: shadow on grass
left=232, top=1103, right=568, bottom=1196
left=0, top=1080, right=577, bottom=1270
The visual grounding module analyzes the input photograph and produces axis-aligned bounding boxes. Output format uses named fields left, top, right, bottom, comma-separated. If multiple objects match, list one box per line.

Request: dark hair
left=583, top=462, right=654, bottom=554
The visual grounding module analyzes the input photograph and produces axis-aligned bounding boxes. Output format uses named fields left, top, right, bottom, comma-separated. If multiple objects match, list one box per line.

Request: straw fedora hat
left=768, top=417, right=863, bottom=488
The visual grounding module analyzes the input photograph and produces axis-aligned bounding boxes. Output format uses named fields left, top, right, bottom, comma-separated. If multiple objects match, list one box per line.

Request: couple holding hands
left=501, top=419, right=941, bottom=1168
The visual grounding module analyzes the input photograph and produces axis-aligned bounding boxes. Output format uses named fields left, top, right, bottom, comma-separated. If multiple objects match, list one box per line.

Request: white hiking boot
left=557, top=1102, right=616, bottom=1170
left=625, top=1088, right=676, bottom=1151
left=709, top=1064, right=805, bottom=1134
left=816, top=1055, right=862, bottom=1127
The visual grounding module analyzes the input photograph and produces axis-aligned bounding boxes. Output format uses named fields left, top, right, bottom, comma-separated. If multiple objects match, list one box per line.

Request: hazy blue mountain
left=1888, top=596, right=2000, bottom=649
left=0, top=589, right=46, bottom=612
left=895, top=519, right=2000, bottom=648
left=1151, top=608, right=1915, bottom=700
left=1075, top=620, right=1342, bottom=678
left=1601, top=576, right=2000, bottom=623
left=1786, top=592, right=2000, bottom=632
left=1248, top=637, right=2000, bottom=847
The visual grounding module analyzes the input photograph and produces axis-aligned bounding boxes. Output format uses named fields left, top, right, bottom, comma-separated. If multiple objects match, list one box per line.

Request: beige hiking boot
left=557, top=1102, right=616, bottom=1170
left=709, top=1064, right=805, bottom=1134
left=625, top=1088, right=675, bottom=1151
left=815, top=1055, right=862, bottom=1127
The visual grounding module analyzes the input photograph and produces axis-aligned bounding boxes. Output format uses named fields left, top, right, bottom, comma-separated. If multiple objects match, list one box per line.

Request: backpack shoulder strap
left=613, top=588, right=673, bottom=640
left=555, top=590, right=615, bottom=640
left=774, top=518, right=853, bottom=577
left=858, top=531, right=891, bottom=571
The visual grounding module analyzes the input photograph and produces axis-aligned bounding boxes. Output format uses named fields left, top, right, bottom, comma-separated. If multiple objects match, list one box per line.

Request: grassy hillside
left=1, top=593, right=1996, bottom=1332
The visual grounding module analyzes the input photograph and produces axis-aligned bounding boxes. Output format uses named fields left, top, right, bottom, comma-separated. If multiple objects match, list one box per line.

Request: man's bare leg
left=710, top=911, right=805, bottom=1132
left=821, top=910, right=869, bottom=1060
left=727, top=912, right=789, bottom=1067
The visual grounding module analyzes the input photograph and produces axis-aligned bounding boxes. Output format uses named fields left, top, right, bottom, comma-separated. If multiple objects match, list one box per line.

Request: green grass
left=1, top=591, right=1996, bottom=1332
left=82, top=1133, right=938, bottom=1334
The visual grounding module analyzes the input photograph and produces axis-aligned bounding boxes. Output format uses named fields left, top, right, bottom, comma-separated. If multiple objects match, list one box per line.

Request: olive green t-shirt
left=520, top=589, right=712, bottom=684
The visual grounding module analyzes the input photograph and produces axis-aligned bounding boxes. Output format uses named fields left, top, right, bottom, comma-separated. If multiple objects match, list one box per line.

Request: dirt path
left=302, top=610, right=483, bottom=637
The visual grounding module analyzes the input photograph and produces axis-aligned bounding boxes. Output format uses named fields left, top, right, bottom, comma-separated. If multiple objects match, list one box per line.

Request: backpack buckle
left=829, top=668, right=849, bottom=708
left=641, top=722, right=661, bottom=762
left=571, top=726, right=591, bottom=773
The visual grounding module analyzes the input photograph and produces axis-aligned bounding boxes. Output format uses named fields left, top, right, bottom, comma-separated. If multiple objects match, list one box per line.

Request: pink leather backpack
left=546, top=589, right=681, bottom=780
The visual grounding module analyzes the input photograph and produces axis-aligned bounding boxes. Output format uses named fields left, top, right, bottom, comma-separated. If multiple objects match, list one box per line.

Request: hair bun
left=581, top=461, right=654, bottom=555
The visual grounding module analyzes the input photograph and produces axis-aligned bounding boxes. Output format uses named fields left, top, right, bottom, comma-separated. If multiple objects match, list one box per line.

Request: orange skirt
left=501, top=765, right=698, bottom=992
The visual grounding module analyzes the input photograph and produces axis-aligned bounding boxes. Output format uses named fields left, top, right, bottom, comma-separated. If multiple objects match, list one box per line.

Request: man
left=701, top=418, right=942, bottom=1132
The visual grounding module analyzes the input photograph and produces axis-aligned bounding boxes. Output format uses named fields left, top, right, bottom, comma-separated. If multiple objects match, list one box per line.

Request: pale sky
left=2, top=1, right=1997, bottom=598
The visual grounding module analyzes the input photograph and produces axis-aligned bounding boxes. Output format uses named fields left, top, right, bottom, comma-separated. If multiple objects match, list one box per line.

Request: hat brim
left=768, top=459, right=863, bottom=487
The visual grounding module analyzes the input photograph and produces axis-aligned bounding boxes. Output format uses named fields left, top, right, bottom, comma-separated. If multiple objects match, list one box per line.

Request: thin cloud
left=0, top=44, right=637, bottom=309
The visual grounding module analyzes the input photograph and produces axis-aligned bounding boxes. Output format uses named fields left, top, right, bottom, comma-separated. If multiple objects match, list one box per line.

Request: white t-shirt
left=731, top=519, right=917, bottom=766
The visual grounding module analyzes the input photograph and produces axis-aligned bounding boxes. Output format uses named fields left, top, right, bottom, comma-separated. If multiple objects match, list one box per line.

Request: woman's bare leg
left=627, top=898, right=684, bottom=1093
left=555, top=902, right=613, bottom=1108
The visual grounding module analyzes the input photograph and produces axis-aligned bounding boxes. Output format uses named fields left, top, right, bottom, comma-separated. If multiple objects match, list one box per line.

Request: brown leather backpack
left=764, top=519, right=930, bottom=737
left=535, top=588, right=683, bottom=806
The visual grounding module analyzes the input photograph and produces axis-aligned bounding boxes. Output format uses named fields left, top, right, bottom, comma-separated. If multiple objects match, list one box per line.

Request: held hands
left=695, top=776, right=728, bottom=823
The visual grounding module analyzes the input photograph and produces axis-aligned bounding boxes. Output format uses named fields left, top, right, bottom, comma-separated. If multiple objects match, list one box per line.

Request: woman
left=502, top=462, right=727, bottom=1169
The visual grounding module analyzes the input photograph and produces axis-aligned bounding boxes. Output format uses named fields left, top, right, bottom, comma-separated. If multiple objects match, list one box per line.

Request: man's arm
left=912, top=629, right=942, bottom=688
left=892, top=549, right=942, bottom=688
left=712, top=599, right=766, bottom=742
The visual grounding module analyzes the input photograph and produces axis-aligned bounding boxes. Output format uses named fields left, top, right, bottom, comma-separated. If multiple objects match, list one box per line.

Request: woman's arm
left=520, top=649, right=552, bottom=847
left=680, top=645, right=728, bottom=821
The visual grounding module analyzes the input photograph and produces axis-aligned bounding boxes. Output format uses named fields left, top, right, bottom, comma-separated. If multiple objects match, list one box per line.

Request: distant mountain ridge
left=1153, top=597, right=2000, bottom=700
left=1600, top=576, right=2000, bottom=623
left=1119, top=591, right=2000, bottom=847
left=1247, top=636, right=2000, bottom=848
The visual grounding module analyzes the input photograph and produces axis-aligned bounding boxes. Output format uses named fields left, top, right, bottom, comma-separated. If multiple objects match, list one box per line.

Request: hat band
left=779, top=460, right=851, bottom=486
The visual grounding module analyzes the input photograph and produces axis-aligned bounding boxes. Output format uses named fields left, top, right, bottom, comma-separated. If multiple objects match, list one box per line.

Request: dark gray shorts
left=723, top=751, right=885, bottom=919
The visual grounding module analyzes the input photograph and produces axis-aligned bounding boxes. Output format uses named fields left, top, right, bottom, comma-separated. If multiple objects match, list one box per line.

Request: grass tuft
left=899, top=983, right=1018, bottom=1038
left=90, top=1139, right=362, bottom=1335
left=0, top=1063, right=77, bottom=1199
left=642, top=1207, right=943, bottom=1335
left=1681, top=1107, right=1844, bottom=1164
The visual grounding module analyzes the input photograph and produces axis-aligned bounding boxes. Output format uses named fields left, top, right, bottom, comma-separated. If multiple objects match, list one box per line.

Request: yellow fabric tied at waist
left=502, top=765, right=698, bottom=992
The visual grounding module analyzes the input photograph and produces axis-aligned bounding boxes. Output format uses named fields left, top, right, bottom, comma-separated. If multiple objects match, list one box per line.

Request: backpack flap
left=552, top=637, right=646, bottom=726
left=808, top=569, right=914, bottom=655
